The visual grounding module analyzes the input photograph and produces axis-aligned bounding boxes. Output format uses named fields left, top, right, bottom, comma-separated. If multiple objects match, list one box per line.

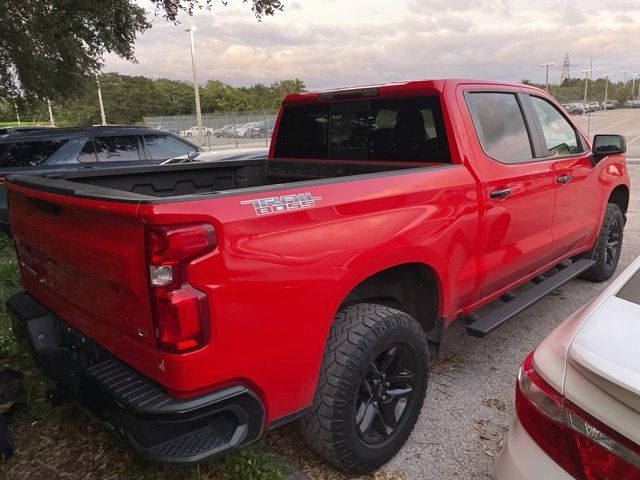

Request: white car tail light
left=516, top=351, right=640, bottom=479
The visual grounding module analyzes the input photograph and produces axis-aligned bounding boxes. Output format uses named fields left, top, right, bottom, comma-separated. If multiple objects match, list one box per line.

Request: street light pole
left=603, top=74, right=611, bottom=110
left=96, top=75, right=107, bottom=125
left=581, top=69, right=592, bottom=106
left=540, top=62, right=555, bottom=91
left=186, top=25, right=204, bottom=145
left=47, top=99, right=55, bottom=126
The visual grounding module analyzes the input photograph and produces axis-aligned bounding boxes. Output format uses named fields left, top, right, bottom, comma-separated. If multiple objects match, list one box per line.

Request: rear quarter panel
left=138, top=165, right=481, bottom=421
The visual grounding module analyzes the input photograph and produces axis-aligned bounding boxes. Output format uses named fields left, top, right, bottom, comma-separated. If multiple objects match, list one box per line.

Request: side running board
left=466, top=259, right=595, bottom=337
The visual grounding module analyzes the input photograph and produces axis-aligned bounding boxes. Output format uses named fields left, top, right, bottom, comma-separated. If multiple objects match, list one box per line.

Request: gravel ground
left=385, top=163, right=640, bottom=479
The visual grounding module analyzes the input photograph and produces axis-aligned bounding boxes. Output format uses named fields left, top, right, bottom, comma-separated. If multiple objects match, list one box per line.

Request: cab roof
left=0, top=125, right=167, bottom=143
left=282, top=78, right=541, bottom=105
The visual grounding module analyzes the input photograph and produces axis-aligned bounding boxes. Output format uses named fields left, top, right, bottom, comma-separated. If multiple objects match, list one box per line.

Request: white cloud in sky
left=104, top=0, right=640, bottom=89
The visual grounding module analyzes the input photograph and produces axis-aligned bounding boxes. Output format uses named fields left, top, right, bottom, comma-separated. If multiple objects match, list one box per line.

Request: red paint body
left=6, top=79, right=629, bottom=425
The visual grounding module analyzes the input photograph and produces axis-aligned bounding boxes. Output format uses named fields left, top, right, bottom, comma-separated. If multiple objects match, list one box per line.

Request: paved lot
left=386, top=164, right=640, bottom=479
left=573, top=108, right=640, bottom=158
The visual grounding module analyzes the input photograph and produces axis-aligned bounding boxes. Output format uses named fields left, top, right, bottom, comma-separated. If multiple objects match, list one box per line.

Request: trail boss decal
left=241, top=192, right=322, bottom=216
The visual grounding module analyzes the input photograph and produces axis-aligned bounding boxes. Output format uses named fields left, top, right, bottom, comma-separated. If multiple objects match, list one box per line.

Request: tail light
left=145, top=223, right=217, bottom=353
left=516, top=351, right=640, bottom=480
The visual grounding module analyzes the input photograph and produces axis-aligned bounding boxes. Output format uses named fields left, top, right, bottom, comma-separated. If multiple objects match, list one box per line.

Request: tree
left=0, top=0, right=283, bottom=100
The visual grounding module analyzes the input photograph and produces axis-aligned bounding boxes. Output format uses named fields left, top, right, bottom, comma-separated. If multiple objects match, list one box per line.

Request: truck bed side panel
left=137, top=165, right=480, bottom=420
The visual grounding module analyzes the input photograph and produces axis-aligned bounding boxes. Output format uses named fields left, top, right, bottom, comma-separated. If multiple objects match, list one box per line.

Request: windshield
left=274, top=96, right=450, bottom=162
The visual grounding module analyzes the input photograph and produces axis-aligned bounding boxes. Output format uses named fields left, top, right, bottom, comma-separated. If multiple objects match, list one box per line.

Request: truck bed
left=7, top=158, right=433, bottom=202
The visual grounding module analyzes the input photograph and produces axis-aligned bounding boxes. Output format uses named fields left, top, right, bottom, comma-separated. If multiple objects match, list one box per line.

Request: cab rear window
left=616, top=269, right=640, bottom=305
left=274, top=96, right=450, bottom=162
left=0, top=140, right=65, bottom=167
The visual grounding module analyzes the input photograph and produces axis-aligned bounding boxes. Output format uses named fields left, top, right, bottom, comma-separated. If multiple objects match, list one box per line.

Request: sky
left=104, top=0, right=640, bottom=90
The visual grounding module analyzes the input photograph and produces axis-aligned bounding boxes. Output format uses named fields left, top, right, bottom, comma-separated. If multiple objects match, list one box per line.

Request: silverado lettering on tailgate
left=241, top=192, right=322, bottom=216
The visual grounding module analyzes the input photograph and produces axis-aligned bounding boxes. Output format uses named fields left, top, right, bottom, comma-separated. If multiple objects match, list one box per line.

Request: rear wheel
left=300, top=304, right=428, bottom=474
left=580, top=203, right=624, bottom=282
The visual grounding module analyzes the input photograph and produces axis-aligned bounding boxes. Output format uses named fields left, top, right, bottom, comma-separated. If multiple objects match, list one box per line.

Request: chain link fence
left=145, top=82, right=640, bottom=158
left=541, top=77, right=640, bottom=138
left=144, top=110, right=278, bottom=150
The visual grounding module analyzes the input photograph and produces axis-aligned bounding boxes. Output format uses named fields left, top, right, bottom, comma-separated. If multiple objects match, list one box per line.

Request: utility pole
left=186, top=25, right=204, bottom=145
left=540, top=62, right=555, bottom=91
left=581, top=68, right=593, bottom=106
left=560, top=51, right=571, bottom=83
left=47, top=99, right=55, bottom=126
left=96, top=75, right=107, bottom=125
left=603, top=74, right=611, bottom=110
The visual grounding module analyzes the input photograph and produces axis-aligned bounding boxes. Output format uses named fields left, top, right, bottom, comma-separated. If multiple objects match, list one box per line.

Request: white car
left=179, top=126, right=213, bottom=138
left=496, top=255, right=640, bottom=479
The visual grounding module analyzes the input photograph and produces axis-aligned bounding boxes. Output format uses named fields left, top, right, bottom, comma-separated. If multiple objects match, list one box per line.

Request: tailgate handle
left=31, top=198, right=63, bottom=215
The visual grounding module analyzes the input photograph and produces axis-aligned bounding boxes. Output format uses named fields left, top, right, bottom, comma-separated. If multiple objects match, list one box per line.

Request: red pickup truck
left=5, top=79, right=629, bottom=473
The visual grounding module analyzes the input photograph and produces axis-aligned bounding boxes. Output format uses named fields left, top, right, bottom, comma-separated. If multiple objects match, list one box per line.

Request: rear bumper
left=495, top=417, right=572, bottom=480
left=6, top=291, right=264, bottom=464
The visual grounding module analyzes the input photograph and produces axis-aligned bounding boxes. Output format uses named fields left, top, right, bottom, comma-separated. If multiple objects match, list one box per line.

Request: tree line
left=523, top=77, right=640, bottom=105
left=0, top=74, right=305, bottom=125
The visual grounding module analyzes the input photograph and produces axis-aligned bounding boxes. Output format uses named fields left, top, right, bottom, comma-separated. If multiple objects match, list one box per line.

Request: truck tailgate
left=7, top=184, right=159, bottom=377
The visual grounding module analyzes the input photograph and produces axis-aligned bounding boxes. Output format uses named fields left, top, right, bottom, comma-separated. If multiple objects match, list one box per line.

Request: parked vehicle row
left=179, top=120, right=275, bottom=139
left=562, top=100, right=620, bottom=115
left=560, top=98, right=640, bottom=114
left=4, top=78, right=630, bottom=474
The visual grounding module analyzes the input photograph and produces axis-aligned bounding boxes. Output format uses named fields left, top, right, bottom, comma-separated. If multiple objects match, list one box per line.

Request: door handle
left=490, top=187, right=512, bottom=199
left=556, top=173, right=572, bottom=184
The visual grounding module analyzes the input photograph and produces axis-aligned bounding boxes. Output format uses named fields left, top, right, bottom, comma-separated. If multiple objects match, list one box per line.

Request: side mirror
left=592, top=134, right=626, bottom=162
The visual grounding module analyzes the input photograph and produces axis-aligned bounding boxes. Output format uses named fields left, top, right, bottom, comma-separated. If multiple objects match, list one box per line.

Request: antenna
left=560, top=51, right=571, bottom=83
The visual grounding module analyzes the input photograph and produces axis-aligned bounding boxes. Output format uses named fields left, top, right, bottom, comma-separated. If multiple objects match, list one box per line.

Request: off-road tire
left=300, top=303, right=428, bottom=474
left=580, top=203, right=624, bottom=282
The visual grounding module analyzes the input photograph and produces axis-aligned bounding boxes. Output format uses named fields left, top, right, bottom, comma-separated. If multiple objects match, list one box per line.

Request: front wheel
left=580, top=203, right=624, bottom=282
left=300, top=304, right=428, bottom=474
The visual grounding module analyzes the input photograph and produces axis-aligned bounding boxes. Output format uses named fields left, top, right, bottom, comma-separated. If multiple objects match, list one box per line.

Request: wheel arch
left=339, top=262, right=444, bottom=349
left=608, top=184, right=629, bottom=216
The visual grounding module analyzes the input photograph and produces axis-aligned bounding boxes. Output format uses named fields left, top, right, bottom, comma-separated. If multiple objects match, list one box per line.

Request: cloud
left=104, top=0, right=640, bottom=89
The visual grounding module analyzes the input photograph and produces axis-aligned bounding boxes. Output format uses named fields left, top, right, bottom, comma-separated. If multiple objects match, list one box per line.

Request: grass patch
left=0, top=234, right=24, bottom=359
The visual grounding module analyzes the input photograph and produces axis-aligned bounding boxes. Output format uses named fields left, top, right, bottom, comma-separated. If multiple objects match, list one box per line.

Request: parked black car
left=0, top=125, right=199, bottom=230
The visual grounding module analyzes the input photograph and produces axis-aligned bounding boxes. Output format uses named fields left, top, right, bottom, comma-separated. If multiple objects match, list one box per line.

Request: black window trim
left=77, top=137, right=98, bottom=163
left=522, top=93, right=589, bottom=161
left=464, top=89, right=547, bottom=165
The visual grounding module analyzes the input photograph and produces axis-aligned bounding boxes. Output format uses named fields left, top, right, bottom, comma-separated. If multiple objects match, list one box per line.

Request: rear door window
left=274, top=96, right=450, bottom=162
left=92, top=136, right=141, bottom=162
left=0, top=140, right=66, bottom=167
left=467, top=92, right=533, bottom=164
left=143, top=134, right=196, bottom=160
